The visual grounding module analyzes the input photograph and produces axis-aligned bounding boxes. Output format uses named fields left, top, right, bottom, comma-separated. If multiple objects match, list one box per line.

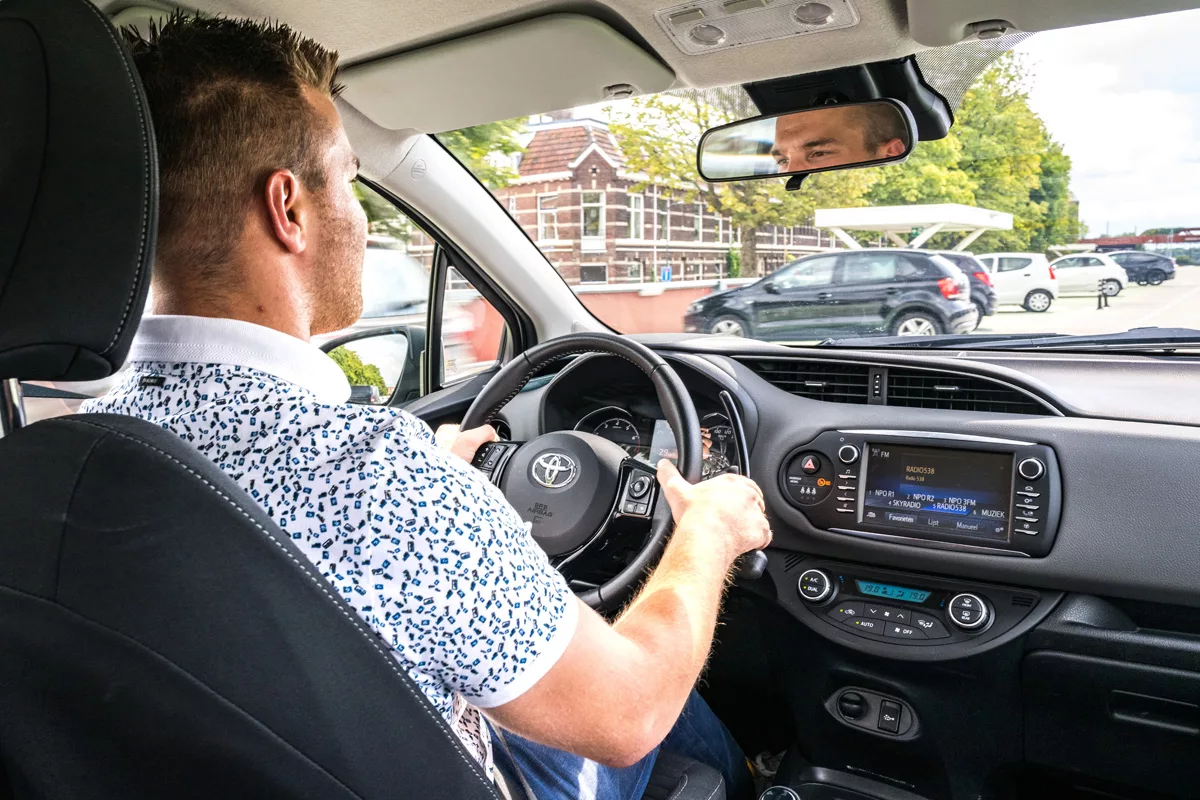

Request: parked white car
left=1047, top=253, right=1127, bottom=297
left=975, top=252, right=1060, bottom=312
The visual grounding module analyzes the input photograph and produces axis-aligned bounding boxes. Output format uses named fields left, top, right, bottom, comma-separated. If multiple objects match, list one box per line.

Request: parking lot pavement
left=978, top=267, right=1200, bottom=337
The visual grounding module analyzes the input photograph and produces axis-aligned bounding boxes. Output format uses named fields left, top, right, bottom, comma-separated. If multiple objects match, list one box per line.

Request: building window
left=582, top=190, right=605, bottom=252
left=537, top=194, right=558, bottom=241
left=694, top=208, right=703, bottom=241
left=579, top=263, right=608, bottom=284
left=628, top=194, right=644, bottom=239
left=507, top=196, right=517, bottom=215
left=658, top=196, right=670, bottom=240
left=626, top=261, right=643, bottom=281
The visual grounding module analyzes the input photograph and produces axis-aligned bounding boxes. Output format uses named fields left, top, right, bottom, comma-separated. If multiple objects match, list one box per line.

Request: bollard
left=1096, top=280, right=1110, bottom=310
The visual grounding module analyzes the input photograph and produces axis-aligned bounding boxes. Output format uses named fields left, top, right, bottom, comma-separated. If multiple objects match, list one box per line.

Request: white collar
left=128, top=315, right=352, bottom=404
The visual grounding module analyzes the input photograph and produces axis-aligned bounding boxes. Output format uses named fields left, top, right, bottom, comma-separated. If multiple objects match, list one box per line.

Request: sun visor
left=907, top=0, right=1200, bottom=47
left=339, top=14, right=676, bottom=133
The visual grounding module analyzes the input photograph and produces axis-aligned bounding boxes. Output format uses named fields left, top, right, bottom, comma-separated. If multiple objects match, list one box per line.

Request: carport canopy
left=814, top=203, right=1014, bottom=251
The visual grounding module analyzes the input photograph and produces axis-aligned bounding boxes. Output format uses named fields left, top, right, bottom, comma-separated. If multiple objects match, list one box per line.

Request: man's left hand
left=435, top=423, right=499, bottom=463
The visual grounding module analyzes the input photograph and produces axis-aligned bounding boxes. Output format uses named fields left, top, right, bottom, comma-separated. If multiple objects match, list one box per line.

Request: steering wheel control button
left=948, top=593, right=990, bottom=630
left=629, top=475, right=653, bottom=499
left=1017, top=457, right=1046, bottom=481
left=885, top=623, right=926, bottom=640
left=877, top=700, right=902, bottom=734
left=783, top=452, right=834, bottom=506
left=826, top=600, right=863, bottom=619
left=910, top=611, right=951, bottom=639
left=837, top=444, right=861, bottom=464
left=837, top=691, right=867, bottom=720
left=798, top=569, right=833, bottom=603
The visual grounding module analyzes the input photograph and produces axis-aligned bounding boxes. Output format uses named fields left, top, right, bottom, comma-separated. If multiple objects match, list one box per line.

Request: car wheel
left=1101, top=279, right=1122, bottom=297
left=891, top=312, right=943, bottom=337
left=1024, top=290, right=1053, bottom=312
left=1147, top=269, right=1166, bottom=286
left=709, top=315, right=748, bottom=337
left=971, top=300, right=986, bottom=331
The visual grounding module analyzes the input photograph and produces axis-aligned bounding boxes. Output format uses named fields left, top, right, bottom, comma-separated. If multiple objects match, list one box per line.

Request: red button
left=801, top=455, right=820, bottom=474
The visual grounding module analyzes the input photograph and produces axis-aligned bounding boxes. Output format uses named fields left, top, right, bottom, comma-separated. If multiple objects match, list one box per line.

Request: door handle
left=1022, top=272, right=1031, bottom=276
left=817, top=292, right=833, bottom=300
left=885, top=288, right=900, bottom=295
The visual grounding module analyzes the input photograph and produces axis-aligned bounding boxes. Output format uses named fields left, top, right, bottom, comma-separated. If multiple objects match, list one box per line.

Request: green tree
left=866, top=136, right=976, bottom=207
left=439, top=119, right=527, bottom=189
left=353, top=182, right=415, bottom=241
left=610, top=88, right=874, bottom=276
left=328, top=347, right=388, bottom=394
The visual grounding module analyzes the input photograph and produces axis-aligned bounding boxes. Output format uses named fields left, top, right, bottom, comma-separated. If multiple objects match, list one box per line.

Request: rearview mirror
left=697, top=100, right=916, bottom=182
left=318, top=325, right=427, bottom=406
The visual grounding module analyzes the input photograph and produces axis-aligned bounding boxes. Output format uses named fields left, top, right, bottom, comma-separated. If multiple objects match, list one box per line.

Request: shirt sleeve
left=365, top=414, right=578, bottom=708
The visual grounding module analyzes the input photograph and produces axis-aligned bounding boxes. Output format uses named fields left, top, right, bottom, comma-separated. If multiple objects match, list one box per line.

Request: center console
left=777, top=430, right=1062, bottom=557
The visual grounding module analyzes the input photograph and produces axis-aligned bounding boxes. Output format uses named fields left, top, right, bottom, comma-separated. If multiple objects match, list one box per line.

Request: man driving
left=771, top=104, right=909, bottom=172
left=83, top=15, right=772, bottom=800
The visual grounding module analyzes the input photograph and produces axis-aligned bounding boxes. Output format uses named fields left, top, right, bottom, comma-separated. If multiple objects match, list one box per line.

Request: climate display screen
left=855, top=581, right=931, bottom=603
left=861, top=444, right=1012, bottom=541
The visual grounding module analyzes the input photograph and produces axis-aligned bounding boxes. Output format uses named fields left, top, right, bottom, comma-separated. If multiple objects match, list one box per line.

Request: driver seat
left=0, top=2, right=726, bottom=799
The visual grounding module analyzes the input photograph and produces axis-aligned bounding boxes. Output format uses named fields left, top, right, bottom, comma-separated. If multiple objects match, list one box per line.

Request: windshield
left=440, top=10, right=1200, bottom=348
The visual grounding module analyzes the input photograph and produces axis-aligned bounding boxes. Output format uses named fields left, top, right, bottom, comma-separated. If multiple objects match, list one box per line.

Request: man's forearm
left=609, top=511, right=736, bottom=744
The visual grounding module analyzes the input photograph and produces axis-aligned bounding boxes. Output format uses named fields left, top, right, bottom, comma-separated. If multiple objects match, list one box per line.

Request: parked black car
left=1108, top=251, right=1176, bottom=285
left=684, top=249, right=978, bottom=340
left=932, top=250, right=997, bottom=330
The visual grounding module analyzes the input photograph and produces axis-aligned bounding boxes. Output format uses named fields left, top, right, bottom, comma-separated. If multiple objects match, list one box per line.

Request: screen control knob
left=1017, top=457, right=1046, bottom=481
left=838, top=444, right=861, bottom=464
left=798, top=569, right=833, bottom=603
left=948, top=593, right=990, bottom=630
left=759, top=788, right=802, bottom=800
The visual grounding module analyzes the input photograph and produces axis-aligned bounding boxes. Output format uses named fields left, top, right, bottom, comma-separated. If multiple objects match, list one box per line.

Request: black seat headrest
left=0, top=0, right=155, bottom=382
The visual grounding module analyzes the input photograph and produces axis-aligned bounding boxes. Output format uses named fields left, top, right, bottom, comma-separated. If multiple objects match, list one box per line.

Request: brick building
left=491, top=115, right=831, bottom=285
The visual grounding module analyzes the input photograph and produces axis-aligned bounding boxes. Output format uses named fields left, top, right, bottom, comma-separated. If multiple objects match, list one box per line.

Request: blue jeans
left=490, top=690, right=751, bottom=800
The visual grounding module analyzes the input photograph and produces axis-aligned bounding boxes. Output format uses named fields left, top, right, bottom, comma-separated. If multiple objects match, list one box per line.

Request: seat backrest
left=0, top=0, right=497, bottom=796
left=0, top=414, right=497, bottom=799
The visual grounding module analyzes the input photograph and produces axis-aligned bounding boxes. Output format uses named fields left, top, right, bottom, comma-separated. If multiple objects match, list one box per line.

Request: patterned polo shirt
left=81, top=315, right=579, bottom=776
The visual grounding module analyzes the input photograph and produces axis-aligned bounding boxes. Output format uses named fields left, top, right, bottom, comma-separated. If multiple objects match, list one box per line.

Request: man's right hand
left=656, top=459, right=772, bottom=566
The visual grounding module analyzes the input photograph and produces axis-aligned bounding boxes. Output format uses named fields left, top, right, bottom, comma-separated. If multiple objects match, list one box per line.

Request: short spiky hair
left=123, top=14, right=342, bottom=280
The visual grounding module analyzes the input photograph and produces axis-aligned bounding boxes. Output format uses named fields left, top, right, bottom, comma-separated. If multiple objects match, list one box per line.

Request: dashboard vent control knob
left=837, top=444, right=861, bottom=464
left=1017, top=457, right=1046, bottom=480
left=948, top=593, right=990, bottom=630
left=797, top=569, right=833, bottom=603
left=837, top=691, right=867, bottom=720
left=759, top=788, right=802, bottom=800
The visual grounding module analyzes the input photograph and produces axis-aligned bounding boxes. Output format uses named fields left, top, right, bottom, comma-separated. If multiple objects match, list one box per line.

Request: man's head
left=124, top=14, right=367, bottom=336
left=771, top=104, right=910, bottom=173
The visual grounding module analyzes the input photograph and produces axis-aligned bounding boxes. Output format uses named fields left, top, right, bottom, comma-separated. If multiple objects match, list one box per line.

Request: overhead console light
left=655, top=0, right=858, bottom=55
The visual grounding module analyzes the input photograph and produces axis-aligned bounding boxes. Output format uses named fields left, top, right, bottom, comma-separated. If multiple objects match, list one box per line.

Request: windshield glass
left=440, top=10, right=1200, bottom=347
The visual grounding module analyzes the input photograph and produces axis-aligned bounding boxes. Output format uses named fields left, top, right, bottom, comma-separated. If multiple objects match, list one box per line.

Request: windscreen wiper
left=817, top=327, right=1200, bottom=351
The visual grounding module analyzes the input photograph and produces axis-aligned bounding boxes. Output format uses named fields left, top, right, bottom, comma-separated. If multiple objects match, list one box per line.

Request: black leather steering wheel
left=461, top=332, right=702, bottom=610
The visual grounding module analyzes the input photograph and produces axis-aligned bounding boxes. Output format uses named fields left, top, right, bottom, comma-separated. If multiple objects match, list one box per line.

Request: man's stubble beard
left=309, top=201, right=367, bottom=336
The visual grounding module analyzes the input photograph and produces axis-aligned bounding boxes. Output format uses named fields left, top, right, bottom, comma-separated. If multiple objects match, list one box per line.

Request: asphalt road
left=977, top=266, right=1200, bottom=337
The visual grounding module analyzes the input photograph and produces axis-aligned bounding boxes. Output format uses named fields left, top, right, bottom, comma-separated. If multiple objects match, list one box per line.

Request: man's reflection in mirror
left=771, top=105, right=909, bottom=173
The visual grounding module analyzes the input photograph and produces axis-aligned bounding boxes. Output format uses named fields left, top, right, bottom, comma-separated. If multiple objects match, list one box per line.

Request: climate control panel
left=770, top=555, right=1060, bottom=659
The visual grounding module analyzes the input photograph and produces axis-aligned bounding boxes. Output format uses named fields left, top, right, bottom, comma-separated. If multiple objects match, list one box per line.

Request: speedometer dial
left=593, top=417, right=641, bottom=453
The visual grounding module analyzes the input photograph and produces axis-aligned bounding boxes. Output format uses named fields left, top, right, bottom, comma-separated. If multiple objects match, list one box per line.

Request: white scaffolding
left=815, top=204, right=1014, bottom=251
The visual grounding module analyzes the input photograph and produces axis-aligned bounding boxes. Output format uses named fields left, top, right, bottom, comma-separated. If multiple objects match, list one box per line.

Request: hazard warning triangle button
left=800, top=455, right=821, bottom=474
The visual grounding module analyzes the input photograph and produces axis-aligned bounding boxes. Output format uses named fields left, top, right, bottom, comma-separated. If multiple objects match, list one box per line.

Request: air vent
left=1011, top=594, right=1036, bottom=608
left=886, top=368, right=1052, bottom=415
left=739, top=359, right=870, bottom=404
left=783, top=553, right=805, bottom=572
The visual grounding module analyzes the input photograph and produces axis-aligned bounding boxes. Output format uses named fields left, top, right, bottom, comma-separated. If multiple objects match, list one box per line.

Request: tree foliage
left=328, top=347, right=388, bottom=394
left=440, top=120, right=528, bottom=189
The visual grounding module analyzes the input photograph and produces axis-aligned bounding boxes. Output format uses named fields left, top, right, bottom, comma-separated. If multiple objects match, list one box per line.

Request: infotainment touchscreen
left=861, top=444, right=1013, bottom=541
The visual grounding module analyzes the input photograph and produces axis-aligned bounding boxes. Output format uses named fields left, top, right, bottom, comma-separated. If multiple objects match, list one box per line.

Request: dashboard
left=496, top=337, right=1200, bottom=798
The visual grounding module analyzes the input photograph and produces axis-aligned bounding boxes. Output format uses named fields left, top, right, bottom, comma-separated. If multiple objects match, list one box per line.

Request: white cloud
left=1017, top=9, right=1200, bottom=235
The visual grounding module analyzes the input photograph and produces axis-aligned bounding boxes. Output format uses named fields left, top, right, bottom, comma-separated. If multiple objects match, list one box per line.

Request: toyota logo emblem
left=531, top=452, right=578, bottom=489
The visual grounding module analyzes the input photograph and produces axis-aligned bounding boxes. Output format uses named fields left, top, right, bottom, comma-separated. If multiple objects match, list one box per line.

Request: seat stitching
left=65, top=417, right=498, bottom=794
left=701, top=777, right=723, bottom=800
left=0, top=584, right=368, bottom=800
left=74, top=0, right=152, bottom=353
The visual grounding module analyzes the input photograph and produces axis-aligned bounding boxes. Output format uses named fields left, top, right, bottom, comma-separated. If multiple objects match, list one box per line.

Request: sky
left=1016, top=8, right=1200, bottom=236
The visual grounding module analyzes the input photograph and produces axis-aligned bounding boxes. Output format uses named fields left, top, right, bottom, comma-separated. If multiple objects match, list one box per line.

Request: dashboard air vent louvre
left=782, top=553, right=805, bottom=572
left=739, top=359, right=871, bottom=404
left=1011, top=594, right=1036, bottom=608
left=886, top=368, right=1051, bottom=415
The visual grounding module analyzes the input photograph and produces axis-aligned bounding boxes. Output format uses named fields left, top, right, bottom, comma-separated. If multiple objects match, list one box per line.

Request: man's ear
left=879, top=138, right=908, bottom=159
left=264, top=170, right=307, bottom=255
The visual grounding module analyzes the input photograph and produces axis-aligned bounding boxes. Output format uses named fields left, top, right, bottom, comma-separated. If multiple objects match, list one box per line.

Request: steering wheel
left=461, top=332, right=702, bottom=610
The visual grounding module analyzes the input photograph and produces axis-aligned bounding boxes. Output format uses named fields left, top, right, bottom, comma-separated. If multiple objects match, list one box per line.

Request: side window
left=1081, top=257, right=1105, bottom=267
left=998, top=257, right=1033, bottom=272
left=1054, top=257, right=1081, bottom=269
left=840, top=253, right=899, bottom=284
left=773, top=256, right=836, bottom=290
left=440, top=267, right=504, bottom=385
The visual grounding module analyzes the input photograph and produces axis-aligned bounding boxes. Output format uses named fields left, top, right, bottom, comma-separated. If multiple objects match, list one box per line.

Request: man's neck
left=152, top=279, right=313, bottom=343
